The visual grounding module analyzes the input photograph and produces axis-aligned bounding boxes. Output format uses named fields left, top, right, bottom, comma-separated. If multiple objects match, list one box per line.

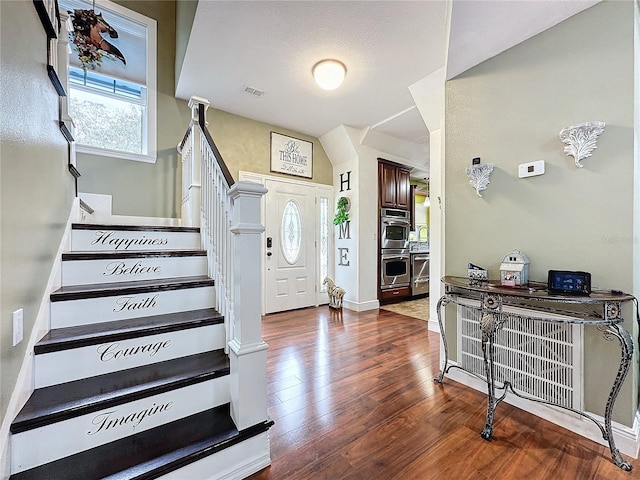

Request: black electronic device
left=547, top=270, right=591, bottom=295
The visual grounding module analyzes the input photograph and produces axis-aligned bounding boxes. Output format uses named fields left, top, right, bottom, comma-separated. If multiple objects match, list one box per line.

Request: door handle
left=267, top=251, right=272, bottom=257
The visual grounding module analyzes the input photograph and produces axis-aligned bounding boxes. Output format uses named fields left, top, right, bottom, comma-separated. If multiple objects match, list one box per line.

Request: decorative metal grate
left=458, top=304, right=581, bottom=409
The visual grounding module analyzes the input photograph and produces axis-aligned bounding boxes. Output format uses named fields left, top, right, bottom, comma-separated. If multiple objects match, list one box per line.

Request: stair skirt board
left=50, top=286, right=216, bottom=328
left=9, top=405, right=273, bottom=480
left=35, top=323, right=225, bottom=388
left=11, top=377, right=231, bottom=474
left=0, top=200, right=78, bottom=479
left=62, top=252, right=208, bottom=286
left=71, top=225, right=201, bottom=252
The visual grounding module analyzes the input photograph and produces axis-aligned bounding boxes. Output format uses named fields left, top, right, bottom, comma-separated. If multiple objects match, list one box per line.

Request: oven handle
left=382, top=255, right=410, bottom=261
left=412, top=255, right=430, bottom=261
left=382, top=219, right=410, bottom=226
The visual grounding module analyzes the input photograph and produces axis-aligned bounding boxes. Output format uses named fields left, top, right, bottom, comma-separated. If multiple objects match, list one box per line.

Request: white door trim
left=238, top=172, right=334, bottom=315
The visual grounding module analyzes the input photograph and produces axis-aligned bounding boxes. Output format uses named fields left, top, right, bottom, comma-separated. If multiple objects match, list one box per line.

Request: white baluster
left=179, top=96, right=269, bottom=430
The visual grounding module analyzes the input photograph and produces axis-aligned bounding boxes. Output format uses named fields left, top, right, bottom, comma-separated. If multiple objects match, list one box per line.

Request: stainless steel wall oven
left=380, top=208, right=410, bottom=249
left=380, top=248, right=411, bottom=289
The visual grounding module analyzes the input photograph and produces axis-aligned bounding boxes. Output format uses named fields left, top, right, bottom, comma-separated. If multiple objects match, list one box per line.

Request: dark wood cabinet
left=379, top=162, right=396, bottom=208
left=378, top=159, right=412, bottom=305
left=380, top=286, right=411, bottom=303
left=378, top=160, right=411, bottom=209
left=396, top=168, right=410, bottom=209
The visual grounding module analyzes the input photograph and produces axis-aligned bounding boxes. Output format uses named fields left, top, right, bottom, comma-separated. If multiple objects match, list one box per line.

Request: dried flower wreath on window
left=69, top=8, right=126, bottom=70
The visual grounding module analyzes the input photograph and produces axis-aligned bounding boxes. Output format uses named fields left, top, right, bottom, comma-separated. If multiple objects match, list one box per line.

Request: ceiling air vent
left=243, top=85, right=265, bottom=97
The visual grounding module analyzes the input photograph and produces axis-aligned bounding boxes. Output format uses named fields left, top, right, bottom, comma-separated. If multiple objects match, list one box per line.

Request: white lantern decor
left=500, top=250, right=530, bottom=287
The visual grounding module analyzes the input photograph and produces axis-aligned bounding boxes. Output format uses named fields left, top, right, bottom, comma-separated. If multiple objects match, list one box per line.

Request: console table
left=434, top=275, right=635, bottom=471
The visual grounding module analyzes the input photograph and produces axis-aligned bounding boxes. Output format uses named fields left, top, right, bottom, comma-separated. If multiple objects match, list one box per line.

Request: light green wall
left=208, top=108, right=333, bottom=186
left=445, top=0, right=636, bottom=424
left=0, top=0, right=76, bottom=418
left=175, top=0, right=198, bottom=84
left=78, top=0, right=332, bottom=218
left=77, top=0, right=190, bottom=218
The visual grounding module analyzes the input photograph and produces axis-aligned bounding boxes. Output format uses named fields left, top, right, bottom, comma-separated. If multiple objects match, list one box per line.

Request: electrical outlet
left=519, top=160, right=545, bottom=178
left=13, top=308, right=23, bottom=346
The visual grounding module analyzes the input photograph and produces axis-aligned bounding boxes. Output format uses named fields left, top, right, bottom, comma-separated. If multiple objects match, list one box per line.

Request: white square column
left=228, top=181, right=269, bottom=430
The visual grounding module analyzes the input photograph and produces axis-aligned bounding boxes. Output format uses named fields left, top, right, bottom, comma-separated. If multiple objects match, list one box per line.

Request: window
left=61, top=0, right=157, bottom=162
left=319, top=196, right=329, bottom=292
left=69, top=67, right=145, bottom=155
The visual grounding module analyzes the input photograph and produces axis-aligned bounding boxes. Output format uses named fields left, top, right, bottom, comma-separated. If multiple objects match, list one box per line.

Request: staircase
left=8, top=223, right=273, bottom=479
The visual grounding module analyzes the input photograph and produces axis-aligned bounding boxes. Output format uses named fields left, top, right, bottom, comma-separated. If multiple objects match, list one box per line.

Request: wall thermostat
left=518, top=160, right=545, bottom=178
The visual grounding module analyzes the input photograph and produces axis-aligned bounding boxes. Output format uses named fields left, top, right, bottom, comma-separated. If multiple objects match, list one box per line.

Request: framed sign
left=270, top=132, right=313, bottom=179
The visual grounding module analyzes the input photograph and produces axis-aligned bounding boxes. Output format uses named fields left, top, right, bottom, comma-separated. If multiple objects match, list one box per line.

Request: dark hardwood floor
left=248, top=306, right=638, bottom=480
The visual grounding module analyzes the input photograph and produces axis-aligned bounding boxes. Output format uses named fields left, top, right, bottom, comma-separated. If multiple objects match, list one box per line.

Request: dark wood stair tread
left=72, top=224, right=200, bottom=233
left=50, top=276, right=214, bottom=302
left=35, top=308, right=223, bottom=354
left=62, top=250, right=206, bottom=261
left=11, top=351, right=229, bottom=434
left=10, top=404, right=273, bottom=480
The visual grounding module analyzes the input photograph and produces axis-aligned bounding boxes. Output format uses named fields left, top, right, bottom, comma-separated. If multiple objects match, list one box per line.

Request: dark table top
left=442, top=275, right=634, bottom=304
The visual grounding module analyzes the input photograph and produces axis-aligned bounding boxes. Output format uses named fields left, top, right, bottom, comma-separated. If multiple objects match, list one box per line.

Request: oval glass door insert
left=281, top=200, right=302, bottom=264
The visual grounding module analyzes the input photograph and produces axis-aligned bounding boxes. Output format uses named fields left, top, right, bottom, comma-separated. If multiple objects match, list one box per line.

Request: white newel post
left=228, top=181, right=269, bottom=430
left=182, top=96, right=209, bottom=227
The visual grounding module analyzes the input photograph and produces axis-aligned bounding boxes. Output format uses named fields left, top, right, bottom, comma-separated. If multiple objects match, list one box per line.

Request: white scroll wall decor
left=559, top=121, right=605, bottom=168
left=465, top=163, right=494, bottom=198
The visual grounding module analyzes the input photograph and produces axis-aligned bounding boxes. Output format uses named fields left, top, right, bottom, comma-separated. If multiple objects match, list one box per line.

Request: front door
left=265, top=178, right=317, bottom=314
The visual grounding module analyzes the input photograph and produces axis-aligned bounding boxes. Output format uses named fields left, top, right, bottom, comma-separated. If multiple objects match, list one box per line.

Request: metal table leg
left=600, top=324, right=633, bottom=471
left=480, top=313, right=497, bottom=440
left=434, top=295, right=450, bottom=384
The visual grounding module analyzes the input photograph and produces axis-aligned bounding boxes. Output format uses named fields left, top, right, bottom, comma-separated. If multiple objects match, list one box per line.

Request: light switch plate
left=13, top=308, right=23, bottom=346
left=519, top=160, right=545, bottom=178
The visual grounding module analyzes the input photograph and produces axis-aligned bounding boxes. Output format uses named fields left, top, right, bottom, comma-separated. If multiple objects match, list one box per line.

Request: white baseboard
left=428, top=317, right=440, bottom=332
left=0, top=198, right=79, bottom=480
left=79, top=192, right=112, bottom=219
left=344, top=298, right=380, bottom=312
left=108, top=215, right=181, bottom=227
left=445, top=367, right=640, bottom=459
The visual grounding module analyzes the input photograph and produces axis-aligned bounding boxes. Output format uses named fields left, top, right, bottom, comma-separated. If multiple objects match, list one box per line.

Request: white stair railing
left=178, top=96, right=269, bottom=430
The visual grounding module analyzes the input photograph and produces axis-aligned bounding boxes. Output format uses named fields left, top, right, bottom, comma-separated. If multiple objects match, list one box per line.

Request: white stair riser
left=51, top=286, right=216, bottom=329
left=11, top=377, right=230, bottom=474
left=71, top=229, right=201, bottom=252
left=157, top=432, right=271, bottom=480
left=35, top=324, right=225, bottom=388
left=62, top=255, right=208, bottom=286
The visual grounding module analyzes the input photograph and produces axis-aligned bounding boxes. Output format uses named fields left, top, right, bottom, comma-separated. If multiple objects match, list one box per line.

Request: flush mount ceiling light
left=312, top=59, right=347, bottom=90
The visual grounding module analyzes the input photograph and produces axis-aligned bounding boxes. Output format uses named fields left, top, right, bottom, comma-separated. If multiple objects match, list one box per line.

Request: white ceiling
left=176, top=0, right=600, bottom=178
